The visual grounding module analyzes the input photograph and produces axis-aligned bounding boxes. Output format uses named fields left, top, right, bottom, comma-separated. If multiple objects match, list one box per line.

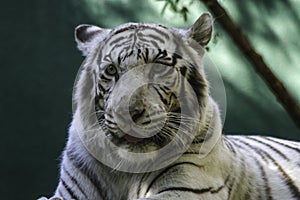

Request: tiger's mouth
left=107, top=128, right=169, bottom=150
left=123, top=134, right=145, bottom=143
left=105, top=111, right=171, bottom=148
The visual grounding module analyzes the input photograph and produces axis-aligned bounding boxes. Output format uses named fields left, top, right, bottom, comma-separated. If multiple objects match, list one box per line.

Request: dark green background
left=1, top=0, right=299, bottom=199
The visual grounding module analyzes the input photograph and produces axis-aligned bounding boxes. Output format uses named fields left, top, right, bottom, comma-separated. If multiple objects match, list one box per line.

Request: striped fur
left=39, top=13, right=300, bottom=200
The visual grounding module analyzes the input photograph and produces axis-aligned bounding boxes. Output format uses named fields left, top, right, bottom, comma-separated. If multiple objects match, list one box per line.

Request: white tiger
left=39, top=13, right=300, bottom=200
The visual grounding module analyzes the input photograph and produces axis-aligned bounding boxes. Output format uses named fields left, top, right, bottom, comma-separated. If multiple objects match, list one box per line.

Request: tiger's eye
left=105, top=64, right=117, bottom=75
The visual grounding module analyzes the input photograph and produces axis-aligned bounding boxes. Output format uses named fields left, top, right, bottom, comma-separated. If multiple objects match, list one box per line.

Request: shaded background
left=1, top=0, right=299, bottom=199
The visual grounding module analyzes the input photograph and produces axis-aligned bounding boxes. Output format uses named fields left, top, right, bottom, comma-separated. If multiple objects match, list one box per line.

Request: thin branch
left=200, top=0, right=300, bottom=129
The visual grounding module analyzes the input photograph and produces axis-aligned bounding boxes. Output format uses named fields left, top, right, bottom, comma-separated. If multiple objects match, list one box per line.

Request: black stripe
left=226, top=173, right=235, bottom=200
left=264, top=137, right=300, bottom=154
left=252, top=157, right=273, bottom=200
left=137, top=172, right=151, bottom=198
left=113, top=39, right=132, bottom=50
left=158, top=24, right=168, bottom=29
left=145, top=162, right=203, bottom=196
left=109, top=36, right=126, bottom=46
left=246, top=136, right=289, bottom=161
left=230, top=138, right=270, bottom=198
left=213, top=175, right=230, bottom=194
left=147, top=34, right=165, bottom=44
left=100, top=74, right=111, bottom=81
left=158, top=186, right=210, bottom=195
left=154, top=49, right=168, bottom=61
left=222, top=141, right=246, bottom=200
left=112, top=25, right=170, bottom=41
left=183, top=151, right=199, bottom=155
left=158, top=175, right=229, bottom=195
left=105, top=119, right=115, bottom=125
left=232, top=137, right=300, bottom=198
left=66, top=149, right=106, bottom=199
left=171, top=53, right=182, bottom=66
left=191, top=137, right=205, bottom=144
left=159, top=85, right=169, bottom=95
left=230, top=137, right=269, bottom=163
left=98, top=83, right=106, bottom=93
left=168, top=93, right=177, bottom=107
left=180, top=66, right=187, bottom=77
left=149, top=40, right=160, bottom=49
left=117, top=55, right=122, bottom=65
left=153, top=87, right=168, bottom=105
left=262, top=151, right=300, bottom=199
left=187, top=65, right=207, bottom=99
left=130, top=35, right=156, bottom=47
left=238, top=156, right=247, bottom=199
left=147, top=27, right=170, bottom=40
left=57, top=189, right=64, bottom=199
left=105, top=112, right=114, bottom=119
left=143, top=48, right=149, bottom=63
left=192, top=125, right=214, bottom=145
left=136, top=37, right=151, bottom=43
left=61, top=178, right=78, bottom=200
left=113, top=24, right=138, bottom=35
left=223, top=137, right=237, bottom=155
left=62, top=165, right=88, bottom=199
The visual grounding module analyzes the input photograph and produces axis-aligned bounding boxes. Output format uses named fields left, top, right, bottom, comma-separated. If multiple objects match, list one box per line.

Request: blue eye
left=105, top=64, right=117, bottom=75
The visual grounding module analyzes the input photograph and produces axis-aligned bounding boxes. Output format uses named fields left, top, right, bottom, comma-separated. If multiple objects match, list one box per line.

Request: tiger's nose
left=129, top=97, right=148, bottom=123
left=115, top=104, right=146, bottom=124
left=130, top=107, right=146, bottom=123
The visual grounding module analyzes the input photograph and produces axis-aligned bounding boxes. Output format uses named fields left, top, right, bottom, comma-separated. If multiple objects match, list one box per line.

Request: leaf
left=180, top=6, right=189, bottom=21
left=161, top=1, right=169, bottom=15
left=167, top=0, right=177, bottom=12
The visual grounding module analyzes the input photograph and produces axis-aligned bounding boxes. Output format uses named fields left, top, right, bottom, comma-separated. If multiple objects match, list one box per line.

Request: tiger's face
left=73, top=13, right=213, bottom=162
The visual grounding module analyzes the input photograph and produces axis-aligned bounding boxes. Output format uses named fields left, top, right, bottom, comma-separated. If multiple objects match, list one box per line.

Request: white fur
left=39, top=13, right=300, bottom=200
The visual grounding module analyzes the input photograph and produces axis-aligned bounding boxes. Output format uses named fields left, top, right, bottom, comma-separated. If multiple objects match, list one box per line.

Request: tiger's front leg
left=132, top=157, right=230, bottom=200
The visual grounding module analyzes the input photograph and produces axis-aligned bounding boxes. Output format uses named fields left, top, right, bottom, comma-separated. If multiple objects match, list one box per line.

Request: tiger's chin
left=108, top=130, right=170, bottom=154
left=111, top=131, right=186, bottom=172
left=107, top=134, right=162, bottom=166
left=123, top=134, right=145, bottom=143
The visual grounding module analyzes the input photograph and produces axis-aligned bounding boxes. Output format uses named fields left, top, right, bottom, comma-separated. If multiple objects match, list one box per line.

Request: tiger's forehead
left=110, top=22, right=171, bottom=39
left=103, top=22, right=175, bottom=49
left=97, top=23, right=183, bottom=70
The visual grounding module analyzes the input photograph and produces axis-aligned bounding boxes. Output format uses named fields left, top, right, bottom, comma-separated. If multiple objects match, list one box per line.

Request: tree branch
left=200, top=0, right=300, bottom=129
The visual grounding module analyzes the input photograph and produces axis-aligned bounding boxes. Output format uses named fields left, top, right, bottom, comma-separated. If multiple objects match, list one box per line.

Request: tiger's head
left=72, top=13, right=214, bottom=170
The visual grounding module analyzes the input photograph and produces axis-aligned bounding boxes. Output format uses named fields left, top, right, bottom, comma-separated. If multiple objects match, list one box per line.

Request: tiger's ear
left=75, top=24, right=111, bottom=56
left=186, top=12, right=213, bottom=46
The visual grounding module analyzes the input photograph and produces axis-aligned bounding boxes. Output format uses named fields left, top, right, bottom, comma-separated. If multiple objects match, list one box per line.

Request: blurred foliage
left=157, top=0, right=190, bottom=21
left=156, top=0, right=300, bottom=134
left=157, top=0, right=193, bottom=21
left=0, top=0, right=299, bottom=199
